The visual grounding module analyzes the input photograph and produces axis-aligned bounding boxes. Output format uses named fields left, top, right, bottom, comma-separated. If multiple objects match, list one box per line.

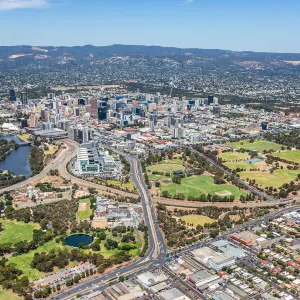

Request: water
left=0, top=134, right=32, bottom=176
left=64, top=234, right=93, bottom=247
left=245, top=157, right=263, bottom=164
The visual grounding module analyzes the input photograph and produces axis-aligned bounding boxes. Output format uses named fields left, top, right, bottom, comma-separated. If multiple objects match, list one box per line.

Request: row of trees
left=29, top=146, right=44, bottom=175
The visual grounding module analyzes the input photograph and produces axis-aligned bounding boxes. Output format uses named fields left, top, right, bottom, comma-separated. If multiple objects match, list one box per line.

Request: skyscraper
left=9, top=89, right=16, bottom=102
left=20, top=92, right=28, bottom=105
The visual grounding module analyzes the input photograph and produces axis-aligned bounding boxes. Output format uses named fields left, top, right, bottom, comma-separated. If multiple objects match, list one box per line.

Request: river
left=0, top=134, right=32, bottom=176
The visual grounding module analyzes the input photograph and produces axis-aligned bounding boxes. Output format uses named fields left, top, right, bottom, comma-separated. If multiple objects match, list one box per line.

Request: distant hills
left=1, top=44, right=300, bottom=64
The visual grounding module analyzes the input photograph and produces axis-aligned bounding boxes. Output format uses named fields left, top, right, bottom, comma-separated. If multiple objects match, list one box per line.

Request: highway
left=54, top=155, right=167, bottom=299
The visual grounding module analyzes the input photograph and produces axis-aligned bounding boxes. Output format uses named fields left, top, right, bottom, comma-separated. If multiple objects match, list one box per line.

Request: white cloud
left=185, top=0, right=195, bottom=4
left=0, top=0, right=47, bottom=10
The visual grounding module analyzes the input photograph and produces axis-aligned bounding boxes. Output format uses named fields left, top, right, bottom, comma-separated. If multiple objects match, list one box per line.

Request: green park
left=159, top=175, right=247, bottom=200
left=180, top=215, right=216, bottom=227
left=271, top=149, right=300, bottom=164
left=231, top=139, right=282, bottom=152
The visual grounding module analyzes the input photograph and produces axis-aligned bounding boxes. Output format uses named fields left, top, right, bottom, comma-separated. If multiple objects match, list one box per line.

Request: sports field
left=160, top=175, right=247, bottom=200
left=180, top=215, right=216, bottom=227
left=76, top=198, right=92, bottom=220
left=223, top=161, right=255, bottom=171
left=232, top=140, right=282, bottom=152
left=0, top=220, right=40, bottom=244
left=148, top=163, right=185, bottom=173
left=219, top=151, right=250, bottom=161
left=239, top=169, right=299, bottom=188
left=271, top=150, right=300, bottom=164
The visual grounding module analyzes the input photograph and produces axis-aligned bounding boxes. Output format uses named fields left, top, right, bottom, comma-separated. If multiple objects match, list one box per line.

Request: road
left=0, top=139, right=79, bottom=195
left=54, top=155, right=167, bottom=299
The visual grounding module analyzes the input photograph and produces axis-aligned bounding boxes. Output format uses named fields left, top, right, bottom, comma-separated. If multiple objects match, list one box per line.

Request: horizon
left=0, top=0, right=300, bottom=53
left=2, top=43, right=300, bottom=55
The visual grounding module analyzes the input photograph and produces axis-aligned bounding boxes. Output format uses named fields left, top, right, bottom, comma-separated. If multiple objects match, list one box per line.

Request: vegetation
left=180, top=215, right=216, bottom=227
left=29, top=146, right=44, bottom=175
left=271, top=150, right=300, bottom=164
left=0, top=220, right=39, bottom=244
left=0, top=170, right=25, bottom=188
left=0, top=138, right=17, bottom=161
left=76, top=198, right=92, bottom=221
left=159, top=175, right=247, bottom=200
left=231, top=139, right=282, bottom=152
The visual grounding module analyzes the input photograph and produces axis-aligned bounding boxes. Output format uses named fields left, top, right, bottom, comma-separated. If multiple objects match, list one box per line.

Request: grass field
left=239, top=169, right=300, bottom=188
left=44, top=145, right=58, bottom=155
left=8, top=240, right=68, bottom=280
left=148, top=163, right=185, bottom=173
left=160, top=175, right=247, bottom=200
left=219, top=151, right=250, bottom=161
left=223, top=161, right=257, bottom=171
left=76, top=198, right=92, bottom=220
left=148, top=173, right=169, bottom=180
left=16, top=133, right=31, bottom=142
left=0, top=287, right=20, bottom=300
left=180, top=215, right=216, bottom=227
left=232, top=139, right=282, bottom=152
left=0, top=220, right=40, bottom=244
left=271, top=150, right=300, bottom=164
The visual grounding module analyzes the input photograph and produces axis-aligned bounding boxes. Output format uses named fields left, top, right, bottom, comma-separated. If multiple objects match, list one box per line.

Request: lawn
left=159, top=175, right=247, bottom=200
left=180, top=215, right=216, bottom=227
left=16, top=133, right=31, bottom=142
left=77, top=198, right=92, bottom=220
left=44, top=145, right=58, bottom=155
left=148, top=173, right=169, bottom=180
left=219, top=151, right=250, bottom=161
left=223, top=161, right=257, bottom=171
left=148, top=163, right=185, bottom=173
left=0, top=220, right=40, bottom=244
left=231, top=139, right=282, bottom=152
left=0, top=287, right=20, bottom=300
left=271, top=150, right=300, bottom=164
left=239, top=169, right=300, bottom=188
left=8, top=240, right=67, bottom=280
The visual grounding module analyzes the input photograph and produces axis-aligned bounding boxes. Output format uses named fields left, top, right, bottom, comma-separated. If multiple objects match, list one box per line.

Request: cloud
left=184, top=0, right=195, bottom=4
left=0, top=0, right=47, bottom=10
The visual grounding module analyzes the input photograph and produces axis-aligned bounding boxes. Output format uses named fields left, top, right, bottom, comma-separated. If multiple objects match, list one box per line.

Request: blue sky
left=0, top=0, right=299, bottom=52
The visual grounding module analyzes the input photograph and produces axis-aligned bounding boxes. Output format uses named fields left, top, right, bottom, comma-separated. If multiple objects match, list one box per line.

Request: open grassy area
left=0, top=287, right=20, bottom=300
left=231, top=139, right=282, bottom=152
left=223, top=161, right=257, bottom=171
left=148, top=173, right=169, bottom=180
left=180, top=215, right=216, bottom=227
left=44, top=145, right=58, bottom=155
left=0, top=220, right=40, bottom=244
left=77, top=198, right=92, bottom=220
left=148, top=163, right=185, bottom=173
left=271, top=150, right=300, bottom=164
left=159, top=175, right=247, bottom=200
left=239, top=169, right=300, bottom=188
left=8, top=240, right=67, bottom=280
left=219, top=151, right=250, bottom=161
left=16, top=133, right=31, bottom=142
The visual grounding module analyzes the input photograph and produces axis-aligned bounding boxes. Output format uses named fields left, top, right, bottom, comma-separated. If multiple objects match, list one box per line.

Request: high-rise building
left=74, top=107, right=80, bottom=117
left=20, top=92, right=28, bottom=105
left=90, top=98, right=98, bottom=119
left=82, top=128, right=89, bottom=143
left=9, top=89, right=16, bottom=102
left=208, top=95, right=214, bottom=105
left=97, top=100, right=108, bottom=121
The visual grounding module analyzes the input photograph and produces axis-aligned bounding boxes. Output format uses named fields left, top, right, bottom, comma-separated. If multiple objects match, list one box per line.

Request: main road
left=55, top=155, right=167, bottom=299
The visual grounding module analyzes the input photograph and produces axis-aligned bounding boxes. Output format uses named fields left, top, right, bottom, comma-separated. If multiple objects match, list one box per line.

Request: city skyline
left=0, top=0, right=299, bottom=53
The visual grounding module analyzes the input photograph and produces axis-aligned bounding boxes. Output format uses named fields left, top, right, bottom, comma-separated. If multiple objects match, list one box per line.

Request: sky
left=0, top=0, right=300, bottom=53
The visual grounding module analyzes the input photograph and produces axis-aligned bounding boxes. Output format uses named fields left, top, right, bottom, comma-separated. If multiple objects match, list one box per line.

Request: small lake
left=0, top=134, right=32, bottom=176
left=65, top=234, right=93, bottom=247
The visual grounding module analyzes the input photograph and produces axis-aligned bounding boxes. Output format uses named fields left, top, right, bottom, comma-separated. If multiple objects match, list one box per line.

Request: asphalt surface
left=54, top=155, right=167, bottom=299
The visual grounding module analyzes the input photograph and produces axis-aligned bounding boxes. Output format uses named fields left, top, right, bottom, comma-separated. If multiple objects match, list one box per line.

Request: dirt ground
left=91, top=220, right=108, bottom=228
left=78, top=202, right=87, bottom=212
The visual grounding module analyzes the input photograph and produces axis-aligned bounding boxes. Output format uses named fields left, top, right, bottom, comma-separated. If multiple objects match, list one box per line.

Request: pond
left=245, top=157, right=263, bottom=164
left=0, top=134, right=32, bottom=176
left=64, top=234, right=93, bottom=247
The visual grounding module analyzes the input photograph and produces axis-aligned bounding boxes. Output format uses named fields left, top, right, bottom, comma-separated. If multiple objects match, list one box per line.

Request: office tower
left=90, top=98, right=98, bottom=119
left=47, top=93, right=55, bottom=99
left=149, top=121, right=155, bottom=131
left=9, top=89, right=16, bottom=102
left=178, top=127, right=186, bottom=139
left=208, top=95, right=214, bottom=105
left=20, top=92, right=28, bottom=105
left=74, top=107, right=80, bottom=117
left=83, top=113, right=90, bottom=123
left=28, top=115, right=39, bottom=128
left=148, top=102, right=157, bottom=112
left=97, top=100, right=108, bottom=121
left=20, top=119, right=28, bottom=128
left=82, top=128, right=89, bottom=143
left=68, top=126, right=77, bottom=141
left=173, top=127, right=179, bottom=139
left=213, top=106, right=221, bottom=118
left=213, top=97, right=219, bottom=105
